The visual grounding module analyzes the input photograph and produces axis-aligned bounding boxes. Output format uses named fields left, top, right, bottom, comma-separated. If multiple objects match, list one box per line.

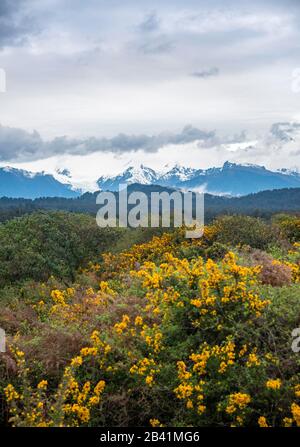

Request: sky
left=0, top=0, right=300, bottom=189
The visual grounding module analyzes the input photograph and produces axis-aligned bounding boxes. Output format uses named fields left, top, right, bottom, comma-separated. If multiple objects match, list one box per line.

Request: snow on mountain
left=97, top=165, right=159, bottom=191
left=97, top=161, right=300, bottom=196
left=277, top=167, right=300, bottom=177
left=0, top=166, right=80, bottom=199
left=160, top=164, right=200, bottom=184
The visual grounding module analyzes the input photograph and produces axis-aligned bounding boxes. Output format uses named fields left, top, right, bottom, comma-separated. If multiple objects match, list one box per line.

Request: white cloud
left=0, top=0, right=300, bottom=173
left=3, top=121, right=300, bottom=192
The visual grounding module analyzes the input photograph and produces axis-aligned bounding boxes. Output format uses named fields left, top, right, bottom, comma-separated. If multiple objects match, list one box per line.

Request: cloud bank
left=0, top=0, right=299, bottom=139
left=0, top=124, right=215, bottom=162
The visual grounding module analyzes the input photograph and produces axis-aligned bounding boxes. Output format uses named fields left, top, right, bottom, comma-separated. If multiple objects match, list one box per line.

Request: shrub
left=247, top=249, right=292, bottom=287
left=213, top=215, right=281, bottom=250
left=1, top=225, right=300, bottom=427
left=0, top=211, right=123, bottom=287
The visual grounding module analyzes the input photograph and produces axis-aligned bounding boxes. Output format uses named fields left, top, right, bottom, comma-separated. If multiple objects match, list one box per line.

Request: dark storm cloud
left=0, top=124, right=215, bottom=162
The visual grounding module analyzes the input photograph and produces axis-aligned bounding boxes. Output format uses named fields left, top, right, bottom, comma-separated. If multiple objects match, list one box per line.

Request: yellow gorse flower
left=37, top=380, right=48, bottom=390
left=258, top=416, right=268, bottom=427
left=266, top=379, right=282, bottom=390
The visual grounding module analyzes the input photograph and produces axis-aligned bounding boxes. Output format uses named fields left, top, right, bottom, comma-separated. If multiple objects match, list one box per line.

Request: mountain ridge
left=0, top=166, right=79, bottom=199
left=1, top=161, right=300, bottom=199
left=97, top=162, right=300, bottom=196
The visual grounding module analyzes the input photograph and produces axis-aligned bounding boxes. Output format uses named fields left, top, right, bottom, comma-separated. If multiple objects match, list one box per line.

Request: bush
left=1, top=218, right=300, bottom=427
left=0, top=211, right=123, bottom=287
left=272, top=214, right=300, bottom=243
left=213, top=215, right=281, bottom=250
left=246, top=249, right=292, bottom=287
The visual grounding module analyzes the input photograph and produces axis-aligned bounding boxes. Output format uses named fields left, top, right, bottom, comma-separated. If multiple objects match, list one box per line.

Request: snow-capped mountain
left=97, top=162, right=300, bottom=196
left=0, top=166, right=80, bottom=199
left=97, top=165, right=159, bottom=191
left=159, top=165, right=201, bottom=187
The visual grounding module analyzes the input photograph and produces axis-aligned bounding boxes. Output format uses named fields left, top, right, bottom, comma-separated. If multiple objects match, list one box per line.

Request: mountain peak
left=97, top=164, right=158, bottom=190
left=97, top=162, right=300, bottom=195
left=222, top=161, right=266, bottom=171
left=0, top=167, right=79, bottom=199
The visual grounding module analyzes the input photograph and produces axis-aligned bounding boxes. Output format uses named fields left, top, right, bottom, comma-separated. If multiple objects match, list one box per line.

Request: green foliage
left=272, top=214, right=300, bottom=243
left=0, top=211, right=122, bottom=287
left=1, top=211, right=300, bottom=427
left=213, top=215, right=280, bottom=250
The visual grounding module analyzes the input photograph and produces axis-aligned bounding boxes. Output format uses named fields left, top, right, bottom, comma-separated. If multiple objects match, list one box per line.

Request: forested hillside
left=0, top=186, right=300, bottom=223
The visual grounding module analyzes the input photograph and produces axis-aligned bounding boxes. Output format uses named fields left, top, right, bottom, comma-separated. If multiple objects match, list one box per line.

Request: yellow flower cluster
left=4, top=384, right=20, bottom=402
left=226, top=393, right=251, bottom=415
left=99, top=281, right=116, bottom=296
left=173, top=336, right=263, bottom=419
left=129, top=357, right=160, bottom=387
left=102, top=233, right=178, bottom=279
left=149, top=418, right=163, bottom=427
left=190, top=339, right=236, bottom=376
left=291, top=403, right=300, bottom=426
left=37, top=380, right=48, bottom=390
left=34, top=279, right=116, bottom=326
left=140, top=323, right=163, bottom=354
left=62, top=370, right=106, bottom=424
left=114, top=314, right=130, bottom=335
left=132, top=251, right=269, bottom=325
left=50, top=288, right=75, bottom=311
left=4, top=336, right=108, bottom=427
left=258, top=416, right=268, bottom=427
left=266, top=379, right=282, bottom=390
left=246, top=349, right=261, bottom=367
left=294, top=384, right=300, bottom=398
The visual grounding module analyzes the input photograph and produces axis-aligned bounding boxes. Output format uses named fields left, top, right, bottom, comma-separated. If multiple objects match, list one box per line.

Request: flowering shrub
left=1, top=224, right=300, bottom=427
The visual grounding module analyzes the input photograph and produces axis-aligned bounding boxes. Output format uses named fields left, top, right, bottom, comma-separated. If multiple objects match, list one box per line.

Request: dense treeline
left=0, top=186, right=300, bottom=223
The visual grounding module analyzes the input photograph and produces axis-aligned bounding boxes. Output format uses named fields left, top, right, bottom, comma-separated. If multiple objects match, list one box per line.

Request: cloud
left=1, top=0, right=300, bottom=142
left=191, top=67, right=219, bottom=78
left=138, top=34, right=174, bottom=54
left=270, top=122, right=300, bottom=141
left=0, top=125, right=42, bottom=160
left=0, top=124, right=215, bottom=162
left=139, top=12, right=160, bottom=33
left=0, top=0, right=38, bottom=47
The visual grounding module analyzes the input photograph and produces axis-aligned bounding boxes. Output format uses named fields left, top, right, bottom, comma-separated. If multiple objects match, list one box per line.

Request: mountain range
left=0, top=166, right=79, bottom=199
left=1, top=161, right=300, bottom=199
left=97, top=162, right=300, bottom=196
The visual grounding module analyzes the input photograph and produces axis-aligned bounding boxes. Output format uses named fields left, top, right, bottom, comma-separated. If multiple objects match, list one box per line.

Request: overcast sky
left=0, top=0, right=300, bottom=186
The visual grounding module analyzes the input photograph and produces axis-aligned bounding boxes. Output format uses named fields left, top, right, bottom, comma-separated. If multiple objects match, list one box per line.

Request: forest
left=0, top=186, right=300, bottom=223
